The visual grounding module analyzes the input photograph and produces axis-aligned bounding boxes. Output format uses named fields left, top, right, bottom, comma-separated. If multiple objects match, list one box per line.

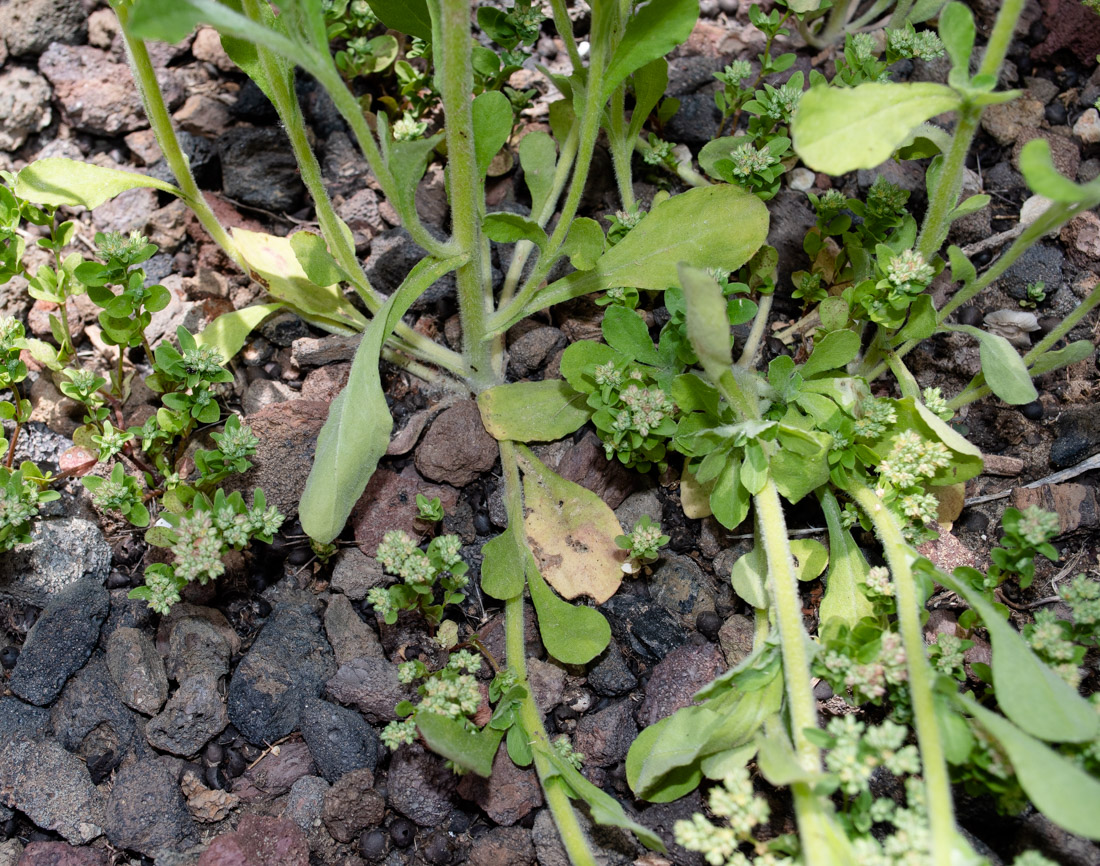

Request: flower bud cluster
left=673, top=767, right=771, bottom=865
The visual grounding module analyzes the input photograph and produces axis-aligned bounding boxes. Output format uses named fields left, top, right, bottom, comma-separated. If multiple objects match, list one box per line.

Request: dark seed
left=423, top=831, right=453, bottom=865
left=238, top=742, right=262, bottom=762
left=1045, top=102, right=1067, bottom=125
left=473, top=511, right=492, bottom=535
left=957, top=306, right=982, bottom=327
left=0, top=646, right=19, bottom=669
left=1038, top=316, right=1060, bottom=335
left=107, top=570, right=131, bottom=590
left=87, top=751, right=116, bottom=785
left=1021, top=401, right=1044, bottom=420
left=696, top=610, right=722, bottom=642
left=255, top=598, right=273, bottom=618
left=360, top=829, right=388, bottom=860
left=224, top=749, right=247, bottom=778
left=390, top=818, right=416, bottom=848
left=205, top=764, right=229, bottom=791
left=204, top=743, right=224, bottom=766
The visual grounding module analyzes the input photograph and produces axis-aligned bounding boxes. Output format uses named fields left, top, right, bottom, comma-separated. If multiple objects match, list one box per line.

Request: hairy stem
left=849, top=481, right=956, bottom=865
left=916, top=106, right=979, bottom=263
left=437, top=0, right=495, bottom=388
left=736, top=293, right=773, bottom=369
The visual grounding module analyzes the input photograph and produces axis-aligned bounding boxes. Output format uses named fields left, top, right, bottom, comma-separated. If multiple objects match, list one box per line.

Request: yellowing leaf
left=517, top=446, right=624, bottom=603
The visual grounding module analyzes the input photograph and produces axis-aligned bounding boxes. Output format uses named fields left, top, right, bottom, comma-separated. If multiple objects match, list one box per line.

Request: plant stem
left=113, top=7, right=244, bottom=271
left=849, top=481, right=956, bottom=865
left=490, top=8, right=609, bottom=334
left=754, top=477, right=835, bottom=866
left=916, top=105, right=979, bottom=263
left=548, top=0, right=583, bottom=73
left=5, top=383, right=23, bottom=469
left=437, top=0, right=495, bottom=389
left=736, top=293, right=773, bottom=369
left=978, top=0, right=1026, bottom=81
left=499, top=441, right=597, bottom=866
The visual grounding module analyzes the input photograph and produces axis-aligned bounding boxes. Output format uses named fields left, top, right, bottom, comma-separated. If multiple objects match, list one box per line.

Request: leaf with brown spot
left=516, top=445, right=624, bottom=603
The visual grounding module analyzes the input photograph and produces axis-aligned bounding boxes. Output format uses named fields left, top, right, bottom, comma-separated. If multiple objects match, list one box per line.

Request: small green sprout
left=615, top=514, right=670, bottom=575
left=82, top=462, right=149, bottom=527
left=369, top=529, right=469, bottom=626
left=552, top=735, right=584, bottom=770
left=415, top=493, right=445, bottom=522
left=1020, top=281, right=1046, bottom=309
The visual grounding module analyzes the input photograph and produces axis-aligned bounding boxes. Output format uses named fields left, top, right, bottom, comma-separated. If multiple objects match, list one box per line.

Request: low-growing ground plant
left=7, top=0, right=1100, bottom=863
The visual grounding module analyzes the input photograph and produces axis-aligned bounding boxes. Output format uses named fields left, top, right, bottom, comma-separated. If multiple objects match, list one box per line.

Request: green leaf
left=232, top=228, right=368, bottom=334
left=129, top=0, right=307, bottom=61
left=790, top=539, right=828, bottom=582
left=626, top=707, right=716, bottom=801
left=951, top=325, right=1037, bottom=405
left=730, top=545, right=768, bottom=609
left=603, top=0, right=698, bottom=99
left=938, top=2, right=975, bottom=78
left=792, top=83, right=961, bottom=174
left=501, top=185, right=768, bottom=332
left=897, top=294, right=937, bottom=342
left=219, top=1, right=293, bottom=103
left=196, top=303, right=283, bottom=363
left=477, top=380, right=591, bottom=442
left=818, top=297, right=849, bottom=332
left=678, top=265, right=732, bottom=385
left=711, top=458, right=750, bottom=531
left=700, top=743, right=757, bottom=780
left=290, top=231, right=351, bottom=287
left=888, top=397, right=983, bottom=486
left=364, top=0, right=432, bottom=41
left=526, top=552, right=611, bottom=665
left=940, top=571, right=1098, bottom=743
left=559, top=340, right=621, bottom=392
left=1028, top=340, right=1096, bottom=377
left=561, top=217, right=604, bottom=271
left=959, top=695, right=1100, bottom=840
left=389, top=133, right=444, bottom=219
left=483, top=212, right=547, bottom=251
left=15, top=158, right=181, bottom=210
left=518, top=132, right=557, bottom=216
left=757, top=727, right=821, bottom=786
left=1019, top=138, right=1100, bottom=204
left=479, top=529, right=526, bottom=600
left=950, top=194, right=990, bottom=221
left=628, top=59, right=670, bottom=141
left=544, top=749, right=665, bottom=851
left=818, top=491, right=874, bottom=633
left=415, top=713, right=503, bottom=777
left=800, top=330, right=859, bottom=378
left=300, top=255, right=465, bottom=543
left=771, top=427, right=831, bottom=503
left=602, top=305, right=660, bottom=366
left=472, top=91, right=513, bottom=179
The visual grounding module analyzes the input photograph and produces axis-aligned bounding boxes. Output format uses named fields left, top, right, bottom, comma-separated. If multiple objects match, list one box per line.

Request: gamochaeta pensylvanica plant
left=10, top=0, right=1100, bottom=862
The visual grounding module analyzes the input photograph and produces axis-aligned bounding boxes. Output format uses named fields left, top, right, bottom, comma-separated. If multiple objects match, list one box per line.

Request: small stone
left=981, top=98, right=1045, bottom=146
left=285, top=775, right=330, bottom=832
left=191, top=26, right=237, bottom=71
left=457, top=744, right=542, bottom=826
left=146, top=674, right=229, bottom=756
left=322, top=767, right=385, bottom=843
left=329, top=548, right=386, bottom=601
left=1012, top=130, right=1080, bottom=182
left=300, top=362, right=351, bottom=403
left=587, top=640, right=637, bottom=697
left=243, top=378, right=296, bottom=415
left=636, top=643, right=725, bottom=728
left=232, top=740, right=317, bottom=803
left=227, top=603, right=336, bottom=745
left=364, top=227, right=456, bottom=310
left=1074, top=107, right=1100, bottom=144
left=526, top=657, right=566, bottom=716
left=1011, top=483, right=1099, bottom=535
left=650, top=553, right=715, bottom=625
left=299, top=696, right=379, bottom=782
left=387, top=744, right=458, bottom=827
left=104, top=758, right=198, bottom=857
left=218, top=127, right=305, bottom=213
left=106, top=627, right=169, bottom=715
left=507, top=327, right=566, bottom=378
left=324, top=593, right=383, bottom=664
left=1019, top=194, right=1056, bottom=231
left=0, top=737, right=105, bottom=845
left=1060, top=210, right=1100, bottom=267
left=198, top=814, right=309, bottom=866
left=614, top=489, right=662, bottom=535
left=0, top=696, right=49, bottom=743
left=602, top=596, right=688, bottom=663
left=325, top=656, right=414, bottom=723
left=350, top=465, right=459, bottom=554
left=788, top=167, right=815, bottom=191
left=574, top=701, right=638, bottom=767
left=0, top=0, right=87, bottom=56
left=717, top=614, right=755, bottom=667
left=10, top=580, right=109, bottom=706
left=415, top=400, right=499, bottom=487
left=166, top=613, right=233, bottom=682
left=0, top=67, right=51, bottom=151
left=0, top=517, right=111, bottom=606
left=174, top=93, right=232, bottom=137
left=180, top=767, right=240, bottom=823
left=468, top=826, right=536, bottom=866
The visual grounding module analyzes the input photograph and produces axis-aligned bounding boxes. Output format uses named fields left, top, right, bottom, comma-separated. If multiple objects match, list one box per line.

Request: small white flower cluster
left=729, top=143, right=777, bottom=180
left=921, top=387, right=952, bottom=422
left=392, top=111, right=428, bottom=141
left=673, top=768, right=774, bottom=866
left=615, top=383, right=674, bottom=439
left=852, top=398, right=897, bottom=441
left=877, top=431, right=950, bottom=491
left=886, top=250, right=934, bottom=292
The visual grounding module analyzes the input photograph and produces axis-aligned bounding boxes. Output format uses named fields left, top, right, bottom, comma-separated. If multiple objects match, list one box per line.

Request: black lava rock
left=586, top=639, right=638, bottom=697
left=104, top=758, right=200, bottom=858
left=227, top=602, right=336, bottom=744
left=299, top=696, right=379, bottom=783
left=10, top=580, right=109, bottom=706
left=602, top=596, right=688, bottom=663
left=217, top=126, right=305, bottom=213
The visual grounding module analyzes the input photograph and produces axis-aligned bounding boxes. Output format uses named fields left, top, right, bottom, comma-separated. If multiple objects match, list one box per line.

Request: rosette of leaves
left=560, top=306, right=681, bottom=472
left=369, top=531, right=469, bottom=627
left=82, top=462, right=150, bottom=527
left=148, top=327, right=233, bottom=431
left=0, top=464, right=59, bottom=552
left=193, top=415, right=259, bottom=486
